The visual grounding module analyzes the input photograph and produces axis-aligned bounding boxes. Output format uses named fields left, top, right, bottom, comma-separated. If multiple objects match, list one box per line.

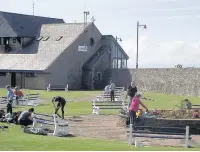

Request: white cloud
left=122, top=36, right=200, bottom=68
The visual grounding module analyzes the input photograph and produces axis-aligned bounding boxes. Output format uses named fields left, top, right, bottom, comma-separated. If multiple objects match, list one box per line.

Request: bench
left=128, top=124, right=191, bottom=148
left=192, top=105, right=200, bottom=109
left=115, top=87, right=124, bottom=93
left=32, top=113, right=69, bottom=136
left=97, top=92, right=124, bottom=102
left=47, top=84, right=68, bottom=92
left=92, top=100, right=127, bottom=115
left=21, top=93, right=40, bottom=106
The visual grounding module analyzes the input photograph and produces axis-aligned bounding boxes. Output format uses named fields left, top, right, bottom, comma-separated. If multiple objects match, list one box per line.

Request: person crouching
left=18, top=108, right=34, bottom=127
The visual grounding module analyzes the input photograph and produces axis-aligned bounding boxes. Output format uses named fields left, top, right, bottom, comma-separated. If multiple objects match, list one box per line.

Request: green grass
left=144, top=92, right=200, bottom=110
left=0, top=125, right=199, bottom=151
left=1, top=89, right=200, bottom=150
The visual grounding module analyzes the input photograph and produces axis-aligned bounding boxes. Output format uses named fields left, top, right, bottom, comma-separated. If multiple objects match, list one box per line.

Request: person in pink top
left=129, top=93, right=148, bottom=129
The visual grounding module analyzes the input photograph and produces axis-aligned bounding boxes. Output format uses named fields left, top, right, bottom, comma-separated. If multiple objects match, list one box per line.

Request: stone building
left=0, top=11, right=129, bottom=90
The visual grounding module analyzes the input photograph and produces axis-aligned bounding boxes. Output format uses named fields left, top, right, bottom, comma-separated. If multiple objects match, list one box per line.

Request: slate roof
left=0, top=11, right=65, bottom=37
left=0, top=23, right=91, bottom=71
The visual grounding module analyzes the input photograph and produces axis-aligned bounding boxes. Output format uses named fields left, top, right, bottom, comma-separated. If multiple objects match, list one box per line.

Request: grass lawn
left=0, top=89, right=200, bottom=151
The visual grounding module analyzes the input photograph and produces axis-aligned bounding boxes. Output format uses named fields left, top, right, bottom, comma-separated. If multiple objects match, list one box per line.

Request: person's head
left=6, top=85, right=11, bottom=91
left=52, top=97, right=56, bottom=102
left=135, top=93, right=142, bottom=99
left=28, top=108, right=34, bottom=113
left=131, top=81, right=136, bottom=87
left=15, top=86, right=19, bottom=90
left=110, top=80, right=112, bottom=84
left=184, top=99, right=189, bottom=102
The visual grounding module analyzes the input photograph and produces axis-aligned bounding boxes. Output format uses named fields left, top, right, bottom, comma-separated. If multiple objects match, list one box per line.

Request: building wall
left=46, top=23, right=102, bottom=90
left=0, top=74, right=10, bottom=88
left=103, top=69, right=133, bottom=89
left=24, top=73, right=47, bottom=89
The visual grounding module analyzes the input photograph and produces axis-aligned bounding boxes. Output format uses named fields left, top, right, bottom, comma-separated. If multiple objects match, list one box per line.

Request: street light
left=136, top=21, right=147, bottom=69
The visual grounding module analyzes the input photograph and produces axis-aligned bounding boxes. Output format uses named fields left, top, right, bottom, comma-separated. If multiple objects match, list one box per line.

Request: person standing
left=126, top=81, right=138, bottom=108
left=6, top=85, right=14, bottom=115
left=109, top=81, right=116, bottom=102
left=129, top=93, right=148, bottom=130
left=52, top=96, right=66, bottom=119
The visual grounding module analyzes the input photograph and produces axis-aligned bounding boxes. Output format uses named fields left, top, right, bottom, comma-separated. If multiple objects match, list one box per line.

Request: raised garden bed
left=118, top=109, right=200, bottom=134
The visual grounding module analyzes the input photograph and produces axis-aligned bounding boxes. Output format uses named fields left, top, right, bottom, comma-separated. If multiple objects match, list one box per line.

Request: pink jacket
left=129, top=96, right=147, bottom=112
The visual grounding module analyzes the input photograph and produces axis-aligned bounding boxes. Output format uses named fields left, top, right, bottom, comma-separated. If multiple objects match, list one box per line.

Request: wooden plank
left=132, top=134, right=192, bottom=139
left=95, top=105, right=122, bottom=106
left=98, top=107, right=122, bottom=109
left=134, top=126, right=186, bottom=130
left=127, top=130, right=186, bottom=135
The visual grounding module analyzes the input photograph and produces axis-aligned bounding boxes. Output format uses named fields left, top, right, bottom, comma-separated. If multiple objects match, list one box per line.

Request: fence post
left=129, top=124, right=133, bottom=145
left=185, top=126, right=189, bottom=148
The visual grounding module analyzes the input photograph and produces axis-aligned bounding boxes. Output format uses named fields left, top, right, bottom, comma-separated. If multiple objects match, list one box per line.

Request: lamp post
left=136, top=21, right=147, bottom=69
left=115, top=36, right=122, bottom=69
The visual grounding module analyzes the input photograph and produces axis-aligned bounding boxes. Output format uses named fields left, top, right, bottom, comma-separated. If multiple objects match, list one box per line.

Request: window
left=26, top=73, right=36, bottom=77
left=43, top=36, right=50, bottom=41
left=13, top=38, right=16, bottom=43
left=36, top=36, right=43, bottom=41
left=0, top=72, right=6, bottom=76
left=96, top=72, right=102, bottom=82
left=56, top=36, right=63, bottom=41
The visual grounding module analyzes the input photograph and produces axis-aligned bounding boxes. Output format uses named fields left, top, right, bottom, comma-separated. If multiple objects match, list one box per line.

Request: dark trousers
left=19, top=119, right=33, bottom=126
left=15, top=96, right=19, bottom=105
left=55, top=102, right=66, bottom=119
left=110, top=90, right=115, bottom=102
left=129, top=110, right=136, bottom=127
left=7, top=103, right=12, bottom=115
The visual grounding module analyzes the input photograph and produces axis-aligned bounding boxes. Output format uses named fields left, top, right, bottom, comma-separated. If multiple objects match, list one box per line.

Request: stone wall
left=133, top=68, right=200, bottom=96
left=108, top=68, right=200, bottom=96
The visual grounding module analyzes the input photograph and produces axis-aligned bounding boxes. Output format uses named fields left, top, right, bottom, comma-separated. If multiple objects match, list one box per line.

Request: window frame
left=43, top=36, right=50, bottom=41
left=56, top=36, right=63, bottom=41
left=25, top=73, right=37, bottom=77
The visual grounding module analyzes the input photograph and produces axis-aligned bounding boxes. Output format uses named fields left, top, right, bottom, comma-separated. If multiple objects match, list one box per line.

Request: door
left=11, top=72, right=16, bottom=87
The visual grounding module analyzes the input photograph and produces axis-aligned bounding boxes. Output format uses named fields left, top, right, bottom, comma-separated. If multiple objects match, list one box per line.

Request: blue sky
left=2, top=0, right=200, bottom=68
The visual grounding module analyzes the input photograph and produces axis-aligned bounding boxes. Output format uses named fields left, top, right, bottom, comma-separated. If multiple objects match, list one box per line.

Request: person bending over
left=18, top=108, right=34, bottom=126
left=129, top=93, right=148, bottom=130
left=52, top=96, right=66, bottom=119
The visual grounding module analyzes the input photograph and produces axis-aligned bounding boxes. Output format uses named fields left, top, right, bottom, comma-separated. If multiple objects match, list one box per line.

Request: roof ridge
left=41, top=22, right=92, bottom=26
left=0, top=11, right=64, bottom=20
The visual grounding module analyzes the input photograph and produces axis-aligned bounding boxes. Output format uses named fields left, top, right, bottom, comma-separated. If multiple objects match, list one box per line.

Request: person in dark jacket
left=52, top=96, right=66, bottom=119
left=126, top=81, right=137, bottom=108
left=18, top=108, right=34, bottom=126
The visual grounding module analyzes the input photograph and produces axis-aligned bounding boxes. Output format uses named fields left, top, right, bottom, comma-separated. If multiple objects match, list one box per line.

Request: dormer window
left=43, top=36, right=50, bottom=41
left=56, top=36, right=63, bottom=41
left=36, top=36, right=43, bottom=41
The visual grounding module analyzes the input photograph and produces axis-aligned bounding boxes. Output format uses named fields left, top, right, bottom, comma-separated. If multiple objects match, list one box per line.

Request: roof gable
left=0, top=11, right=65, bottom=37
left=0, top=13, right=17, bottom=37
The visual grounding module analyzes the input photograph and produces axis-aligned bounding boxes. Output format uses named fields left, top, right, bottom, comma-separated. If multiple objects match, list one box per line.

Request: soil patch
left=67, top=115, right=200, bottom=147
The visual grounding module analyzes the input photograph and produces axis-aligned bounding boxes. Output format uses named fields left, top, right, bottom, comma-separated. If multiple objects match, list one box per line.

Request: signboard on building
left=78, top=45, right=88, bottom=52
